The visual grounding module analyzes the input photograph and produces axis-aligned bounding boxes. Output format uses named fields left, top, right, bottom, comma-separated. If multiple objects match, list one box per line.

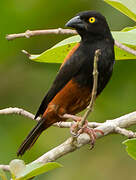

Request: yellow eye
left=89, top=17, right=96, bottom=23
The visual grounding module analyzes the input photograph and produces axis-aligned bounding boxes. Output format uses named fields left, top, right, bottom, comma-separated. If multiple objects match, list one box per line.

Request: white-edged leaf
left=104, top=0, right=136, bottom=22
left=25, top=28, right=136, bottom=63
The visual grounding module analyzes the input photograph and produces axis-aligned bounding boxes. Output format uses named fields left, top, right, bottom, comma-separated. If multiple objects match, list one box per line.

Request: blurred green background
left=0, top=0, right=136, bottom=179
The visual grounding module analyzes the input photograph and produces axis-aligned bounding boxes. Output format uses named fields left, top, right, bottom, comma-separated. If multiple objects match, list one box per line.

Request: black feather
left=35, top=44, right=85, bottom=119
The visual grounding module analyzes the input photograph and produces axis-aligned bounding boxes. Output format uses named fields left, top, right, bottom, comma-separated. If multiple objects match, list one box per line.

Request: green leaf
left=9, top=159, right=62, bottom=180
left=104, top=0, right=136, bottom=22
left=121, top=26, right=136, bottom=32
left=29, top=35, right=79, bottom=63
left=27, top=28, right=136, bottom=63
left=112, top=30, right=136, bottom=60
left=9, top=159, right=26, bottom=180
left=112, top=31, right=136, bottom=46
left=123, top=138, right=136, bottom=160
left=0, top=169, right=8, bottom=180
left=114, top=44, right=136, bottom=60
left=18, top=162, right=62, bottom=180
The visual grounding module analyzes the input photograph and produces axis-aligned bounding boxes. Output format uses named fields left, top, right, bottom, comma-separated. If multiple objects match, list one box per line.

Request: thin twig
left=0, top=165, right=10, bottom=171
left=6, top=28, right=136, bottom=56
left=79, top=49, right=101, bottom=127
left=69, top=49, right=100, bottom=137
left=6, top=29, right=77, bottom=40
left=0, top=107, right=101, bottom=128
left=115, top=40, right=136, bottom=56
left=0, top=107, right=40, bottom=121
left=114, top=127, right=136, bottom=138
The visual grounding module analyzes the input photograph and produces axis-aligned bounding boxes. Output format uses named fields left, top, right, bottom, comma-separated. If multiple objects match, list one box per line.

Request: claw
left=82, top=127, right=97, bottom=149
left=70, top=122, right=80, bottom=137
left=57, top=121, right=62, bottom=127
left=70, top=131, right=79, bottom=137
left=70, top=119, right=104, bottom=149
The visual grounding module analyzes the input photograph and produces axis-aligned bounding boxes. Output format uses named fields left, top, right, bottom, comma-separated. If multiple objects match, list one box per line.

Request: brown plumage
left=17, top=10, right=115, bottom=156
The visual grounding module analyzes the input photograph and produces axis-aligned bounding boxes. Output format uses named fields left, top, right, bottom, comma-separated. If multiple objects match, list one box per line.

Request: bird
left=17, top=10, right=115, bottom=156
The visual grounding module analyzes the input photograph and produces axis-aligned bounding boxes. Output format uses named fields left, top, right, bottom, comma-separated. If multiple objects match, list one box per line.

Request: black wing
left=35, top=46, right=84, bottom=119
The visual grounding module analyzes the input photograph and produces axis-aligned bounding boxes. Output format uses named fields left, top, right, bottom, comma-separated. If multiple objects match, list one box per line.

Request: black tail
left=17, top=118, right=50, bottom=156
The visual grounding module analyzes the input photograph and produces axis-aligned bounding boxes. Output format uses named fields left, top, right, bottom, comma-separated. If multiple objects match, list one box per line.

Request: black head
left=65, top=11, right=111, bottom=40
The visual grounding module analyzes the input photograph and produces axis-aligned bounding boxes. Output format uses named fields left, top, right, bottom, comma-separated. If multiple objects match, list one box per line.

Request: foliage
left=123, top=139, right=136, bottom=160
left=104, top=0, right=136, bottom=22
left=0, top=169, right=8, bottom=180
left=25, top=0, right=136, bottom=63
left=0, top=159, right=61, bottom=180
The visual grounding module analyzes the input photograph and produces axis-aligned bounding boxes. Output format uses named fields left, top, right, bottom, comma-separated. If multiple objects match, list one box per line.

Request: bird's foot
left=78, top=121, right=104, bottom=149
left=70, top=122, right=80, bottom=137
left=70, top=120, right=104, bottom=149
left=70, top=116, right=82, bottom=137
left=61, top=113, right=82, bottom=122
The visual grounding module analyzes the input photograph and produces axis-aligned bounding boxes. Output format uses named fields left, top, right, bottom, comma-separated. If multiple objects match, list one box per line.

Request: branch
left=6, top=28, right=136, bottom=56
left=115, top=40, right=136, bottom=56
left=0, top=107, right=40, bottom=121
left=6, top=29, right=77, bottom=40
left=68, top=49, right=100, bottom=137
left=0, top=108, right=136, bottom=171
left=0, top=107, right=102, bottom=128
left=32, top=111, right=136, bottom=164
left=79, top=49, right=100, bottom=127
left=0, top=165, right=10, bottom=171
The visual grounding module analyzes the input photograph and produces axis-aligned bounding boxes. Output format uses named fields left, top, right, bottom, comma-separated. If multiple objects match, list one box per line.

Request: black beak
left=65, top=16, right=84, bottom=29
